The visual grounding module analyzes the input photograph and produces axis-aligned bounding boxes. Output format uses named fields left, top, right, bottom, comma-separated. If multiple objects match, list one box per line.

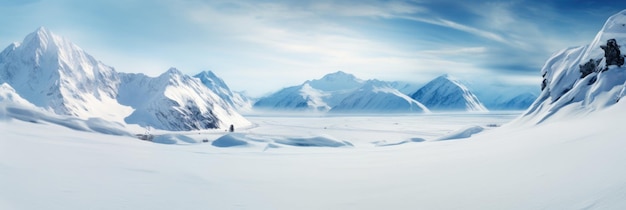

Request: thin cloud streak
left=1, top=0, right=626, bottom=96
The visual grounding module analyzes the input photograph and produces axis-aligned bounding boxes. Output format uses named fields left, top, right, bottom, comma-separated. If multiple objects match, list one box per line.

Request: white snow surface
left=411, top=74, right=488, bottom=112
left=2, top=104, right=626, bottom=209
left=330, top=79, right=429, bottom=113
left=517, top=9, right=626, bottom=124
left=5, top=12, right=626, bottom=210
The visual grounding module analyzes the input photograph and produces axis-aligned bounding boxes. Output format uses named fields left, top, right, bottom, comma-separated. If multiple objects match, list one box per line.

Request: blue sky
left=1, top=0, right=626, bottom=96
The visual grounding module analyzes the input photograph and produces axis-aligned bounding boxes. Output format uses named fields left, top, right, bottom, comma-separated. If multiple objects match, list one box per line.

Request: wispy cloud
left=2, top=0, right=626, bottom=96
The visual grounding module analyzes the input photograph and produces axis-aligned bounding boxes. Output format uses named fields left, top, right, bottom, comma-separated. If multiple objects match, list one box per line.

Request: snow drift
left=1, top=83, right=131, bottom=136
left=211, top=133, right=353, bottom=148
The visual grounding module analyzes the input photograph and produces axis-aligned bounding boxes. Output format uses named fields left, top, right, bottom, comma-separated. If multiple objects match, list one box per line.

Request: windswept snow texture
left=330, top=80, right=429, bottom=113
left=1, top=104, right=131, bottom=136
left=211, top=133, right=353, bottom=148
left=254, top=71, right=363, bottom=111
left=152, top=134, right=199, bottom=144
left=411, top=74, right=488, bottom=112
left=435, top=125, right=484, bottom=141
left=518, top=9, right=626, bottom=124
left=0, top=27, right=250, bottom=131
left=1, top=82, right=130, bottom=136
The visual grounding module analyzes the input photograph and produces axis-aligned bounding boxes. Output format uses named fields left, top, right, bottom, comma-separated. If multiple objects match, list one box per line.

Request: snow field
left=2, top=108, right=626, bottom=209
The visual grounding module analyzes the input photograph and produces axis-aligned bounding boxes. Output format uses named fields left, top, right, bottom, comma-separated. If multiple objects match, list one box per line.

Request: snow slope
left=411, top=74, right=488, bottom=112
left=2, top=104, right=626, bottom=209
left=517, top=9, right=626, bottom=124
left=330, top=80, right=430, bottom=113
left=194, top=70, right=253, bottom=112
left=1, top=83, right=131, bottom=136
left=254, top=71, right=364, bottom=111
left=0, top=83, right=36, bottom=109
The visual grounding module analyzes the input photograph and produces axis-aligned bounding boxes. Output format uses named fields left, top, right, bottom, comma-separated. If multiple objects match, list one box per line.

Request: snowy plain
left=2, top=108, right=626, bottom=210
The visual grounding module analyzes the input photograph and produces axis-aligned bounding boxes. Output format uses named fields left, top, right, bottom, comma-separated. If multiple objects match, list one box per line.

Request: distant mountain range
left=0, top=27, right=540, bottom=131
left=0, top=27, right=250, bottom=131
left=255, top=71, right=538, bottom=113
left=254, top=71, right=363, bottom=111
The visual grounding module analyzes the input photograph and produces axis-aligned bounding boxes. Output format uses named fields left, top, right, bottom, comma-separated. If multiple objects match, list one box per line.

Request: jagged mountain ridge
left=0, top=27, right=250, bottom=131
left=256, top=71, right=536, bottom=113
left=517, top=9, right=626, bottom=124
left=0, top=27, right=130, bottom=122
left=194, top=71, right=253, bottom=112
left=410, top=74, right=488, bottom=112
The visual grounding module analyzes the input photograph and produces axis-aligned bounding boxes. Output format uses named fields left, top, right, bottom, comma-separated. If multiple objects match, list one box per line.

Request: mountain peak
left=35, top=26, right=51, bottom=36
left=308, top=71, right=364, bottom=91
left=434, top=74, right=456, bottom=81
left=165, top=67, right=183, bottom=75
left=320, top=71, right=356, bottom=81
left=196, top=70, right=218, bottom=79
left=22, top=26, right=58, bottom=47
left=193, top=70, right=230, bottom=93
left=411, top=75, right=487, bottom=112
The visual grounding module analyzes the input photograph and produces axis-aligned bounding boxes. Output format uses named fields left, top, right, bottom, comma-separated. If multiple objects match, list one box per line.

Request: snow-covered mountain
left=330, top=80, right=429, bottom=113
left=517, top=9, right=626, bottom=124
left=254, top=71, right=364, bottom=111
left=410, top=74, right=488, bottom=112
left=0, top=27, right=250, bottom=131
left=194, top=70, right=253, bottom=112
left=118, top=69, right=250, bottom=131
left=0, top=27, right=132, bottom=122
